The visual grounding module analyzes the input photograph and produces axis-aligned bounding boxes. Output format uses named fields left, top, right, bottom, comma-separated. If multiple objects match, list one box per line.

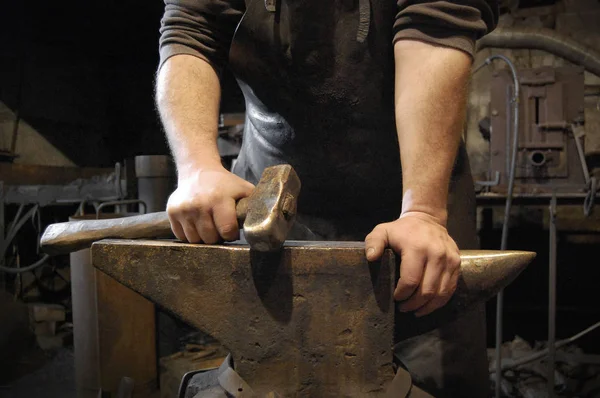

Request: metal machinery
left=489, top=66, right=589, bottom=194
left=476, top=61, right=600, bottom=398
left=0, top=163, right=126, bottom=284
left=0, top=160, right=163, bottom=397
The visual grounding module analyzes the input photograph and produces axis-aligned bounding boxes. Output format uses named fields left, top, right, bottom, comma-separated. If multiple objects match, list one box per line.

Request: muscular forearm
left=394, top=40, right=472, bottom=225
left=155, top=55, right=223, bottom=179
left=157, top=54, right=254, bottom=244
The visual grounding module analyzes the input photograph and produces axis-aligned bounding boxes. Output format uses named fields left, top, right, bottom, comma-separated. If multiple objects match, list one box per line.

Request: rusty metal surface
left=91, top=240, right=534, bottom=397
left=93, top=240, right=396, bottom=397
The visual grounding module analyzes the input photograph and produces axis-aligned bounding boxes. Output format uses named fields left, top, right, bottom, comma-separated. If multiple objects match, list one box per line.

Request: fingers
left=169, top=219, right=186, bottom=242
left=413, top=250, right=460, bottom=316
left=413, top=267, right=451, bottom=317
left=393, top=227, right=461, bottom=315
left=394, top=251, right=426, bottom=301
left=167, top=197, right=241, bottom=244
left=165, top=168, right=256, bottom=245
left=368, top=216, right=462, bottom=316
left=170, top=205, right=236, bottom=244
left=169, top=211, right=229, bottom=244
left=180, top=219, right=202, bottom=243
left=398, top=253, right=444, bottom=313
left=212, top=199, right=240, bottom=241
left=167, top=201, right=200, bottom=243
left=365, top=225, right=389, bottom=261
left=194, top=213, right=220, bottom=244
left=415, top=265, right=460, bottom=317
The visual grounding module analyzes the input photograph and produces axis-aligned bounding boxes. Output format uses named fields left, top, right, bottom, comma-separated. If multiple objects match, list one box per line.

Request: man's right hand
left=166, top=166, right=255, bottom=244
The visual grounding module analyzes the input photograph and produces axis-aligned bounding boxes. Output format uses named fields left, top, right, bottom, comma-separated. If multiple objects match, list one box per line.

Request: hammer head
left=243, top=164, right=301, bottom=251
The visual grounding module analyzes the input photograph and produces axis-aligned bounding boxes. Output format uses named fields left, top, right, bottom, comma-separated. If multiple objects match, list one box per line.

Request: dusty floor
left=0, top=348, right=76, bottom=398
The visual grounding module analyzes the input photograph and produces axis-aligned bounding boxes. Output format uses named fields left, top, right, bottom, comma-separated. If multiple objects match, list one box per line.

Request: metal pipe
left=96, top=199, right=147, bottom=218
left=0, top=204, right=51, bottom=274
left=134, top=155, right=175, bottom=213
left=474, top=54, right=520, bottom=398
left=548, top=194, right=557, bottom=397
left=70, top=214, right=103, bottom=398
left=0, top=205, right=39, bottom=260
left=8, top=203, right=25, bottom=235
left=0, top=254, right=49, bottom=274
left=477, top=27, right=600, bottom=77
left=490, top=321, right=600, bottom=372
left=70, top=212, right=138, bottom=398
left=571, top=125, right=591, bottom=184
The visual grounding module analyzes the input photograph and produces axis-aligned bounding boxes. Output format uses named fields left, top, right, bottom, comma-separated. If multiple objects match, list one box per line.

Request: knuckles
left=167, top=190, right=222, bottom=219
left=218, top=223, right=238, bottom=238
left=443, top=249, right=461, bottom=272
left=399, top=278, right=420, bottom=290
left=438, top=287, right=455, bottom=299
left=429, top=246, right=447, bottom=262
left=449, top=253, right=461, bottom=270
left=420, top=290, right=436, bottom=301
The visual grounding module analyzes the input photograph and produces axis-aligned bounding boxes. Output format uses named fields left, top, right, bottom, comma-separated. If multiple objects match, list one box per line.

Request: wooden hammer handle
left=41, top=199, right=251, bottom=256
left=40, top=211, right=173, bottom=255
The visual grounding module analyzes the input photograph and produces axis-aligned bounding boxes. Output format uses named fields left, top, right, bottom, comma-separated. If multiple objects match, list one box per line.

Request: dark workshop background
left=1, top=0, right=600, bottom=397
left=0, top=0, right=245, bottom=167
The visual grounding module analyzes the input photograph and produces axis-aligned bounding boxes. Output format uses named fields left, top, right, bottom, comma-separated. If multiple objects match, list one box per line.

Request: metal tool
left=92, top=239, right=535, bottom=397
left=39, top=164, right=301, bottom=254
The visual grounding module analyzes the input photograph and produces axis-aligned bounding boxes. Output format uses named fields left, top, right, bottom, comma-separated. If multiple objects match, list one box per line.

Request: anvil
left=91, top=239, right=534, bottom=397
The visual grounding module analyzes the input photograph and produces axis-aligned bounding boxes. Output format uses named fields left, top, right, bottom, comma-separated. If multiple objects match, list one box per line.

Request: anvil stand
left=477, top=190, right=600, bottom=397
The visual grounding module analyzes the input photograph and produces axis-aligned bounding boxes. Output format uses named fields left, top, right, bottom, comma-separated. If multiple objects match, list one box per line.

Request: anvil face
left=91, top=240, right=534, bottom=397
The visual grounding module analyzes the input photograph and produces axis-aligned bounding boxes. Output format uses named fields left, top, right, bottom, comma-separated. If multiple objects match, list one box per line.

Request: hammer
left=40, top=165, right=301, bottom=255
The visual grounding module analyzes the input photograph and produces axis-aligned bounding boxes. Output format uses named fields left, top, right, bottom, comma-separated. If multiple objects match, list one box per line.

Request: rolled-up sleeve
left=158, top=0, right=246, bottom=75
left=393, top=0, right=498, bottom=57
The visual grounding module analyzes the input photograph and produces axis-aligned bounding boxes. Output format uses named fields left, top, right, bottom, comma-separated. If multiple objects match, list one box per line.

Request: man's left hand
left=364, top=212, right=461, bottom=317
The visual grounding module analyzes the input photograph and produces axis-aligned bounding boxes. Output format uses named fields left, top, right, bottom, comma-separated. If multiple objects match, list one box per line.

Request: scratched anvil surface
left=92, top=239, right=533, bottom=397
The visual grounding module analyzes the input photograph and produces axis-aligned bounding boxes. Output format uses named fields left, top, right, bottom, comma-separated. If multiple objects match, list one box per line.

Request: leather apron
left=228, top=1, right=488, bottom=396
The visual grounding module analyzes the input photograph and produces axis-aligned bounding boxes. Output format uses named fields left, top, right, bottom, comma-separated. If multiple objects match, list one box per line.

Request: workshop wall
left=0, top=101, right=75, bottom=166
left=0, top=1, right=164, bottom=167
left=0, top=1, right=244, bottom=168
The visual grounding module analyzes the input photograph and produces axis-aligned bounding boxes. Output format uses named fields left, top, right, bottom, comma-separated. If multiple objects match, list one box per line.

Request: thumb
left=364, top=224, right=389, bottom=261
left=234, top=176, right=256, bottom=199
left=241, top=181, right=255, bottom=196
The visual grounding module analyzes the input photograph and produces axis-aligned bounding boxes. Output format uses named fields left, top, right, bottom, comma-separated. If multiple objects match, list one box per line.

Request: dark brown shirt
left=158, top=0, right=497, bottom=73
left=157, top=0, right=498, bottom=223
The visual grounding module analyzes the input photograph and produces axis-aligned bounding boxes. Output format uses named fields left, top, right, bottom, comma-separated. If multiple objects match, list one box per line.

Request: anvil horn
left=395, top=250, right=536, bottom=340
